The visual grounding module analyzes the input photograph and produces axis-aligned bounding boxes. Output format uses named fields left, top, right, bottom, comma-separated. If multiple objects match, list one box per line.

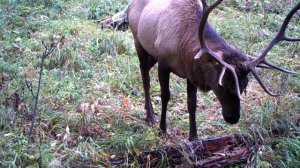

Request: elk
left=105, top=0, right=299, bottom=140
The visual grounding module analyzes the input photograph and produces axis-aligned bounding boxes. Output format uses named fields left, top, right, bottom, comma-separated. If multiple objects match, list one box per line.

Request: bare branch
left=29, top=36, right=64, bottom=137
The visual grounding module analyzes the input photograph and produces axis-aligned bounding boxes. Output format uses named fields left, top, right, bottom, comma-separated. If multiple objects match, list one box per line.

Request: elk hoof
left=224, top=116, right=240, bottom=124
left=189, top=136, right=198, bottom=141
left=145, top=115, right=159, bottom=125
left=159, top=129, right=167, bottom=137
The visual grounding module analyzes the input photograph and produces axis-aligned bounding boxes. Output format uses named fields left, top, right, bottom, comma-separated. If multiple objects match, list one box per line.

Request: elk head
left=195, top=0, right=300, bottom=124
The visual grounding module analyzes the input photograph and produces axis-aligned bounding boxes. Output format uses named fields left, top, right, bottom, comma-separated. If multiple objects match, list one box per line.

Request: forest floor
left=0, top=0, right=300, bottom=167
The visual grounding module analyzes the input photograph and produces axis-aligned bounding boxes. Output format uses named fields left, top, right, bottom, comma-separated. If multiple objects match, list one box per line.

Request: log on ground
left=110, top=135, right=256, bottom=167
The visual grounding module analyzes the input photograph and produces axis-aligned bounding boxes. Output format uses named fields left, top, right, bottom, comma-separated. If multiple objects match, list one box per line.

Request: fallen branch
left=110, top=135, right=256, bottom=167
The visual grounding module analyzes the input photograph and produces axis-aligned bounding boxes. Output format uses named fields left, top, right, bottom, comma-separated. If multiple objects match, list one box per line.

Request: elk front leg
left=134, top=39, right=157, bottom=124
left=158, top=62, right=170, bottom=134
left=140, top=57, right=157, bottom=124
left=187, top=80, right=198, bottom=141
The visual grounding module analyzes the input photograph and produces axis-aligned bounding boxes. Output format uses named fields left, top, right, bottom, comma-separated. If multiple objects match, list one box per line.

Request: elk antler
left=247, top=2, right=300, bottom=96
left=195, top=0, right=243, bottom=100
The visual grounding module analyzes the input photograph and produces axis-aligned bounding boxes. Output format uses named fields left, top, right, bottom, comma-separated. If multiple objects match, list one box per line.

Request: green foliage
left=0, top=0, right=299, bottom=167
left=88, top=30, right=135, bottom=59
left=273, top=138, right=300, bottom=167
left=0, top=131, right=55, bottom=167
left=289, top=72, right=300, bottom=93
left=87, top=0, right=129, bottom=20
left=0, top=60, right=18, bottom=75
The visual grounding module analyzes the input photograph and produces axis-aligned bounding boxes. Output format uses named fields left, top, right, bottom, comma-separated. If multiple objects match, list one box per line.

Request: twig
left=24, top=78, right=36, bottom=99
left=1, top=86, right=24, bottom=105
left=124, top=114, right=145, bottom=124
left=27, top=36, right=65, bottom=167
left=28, top=36, right=65, bottom=136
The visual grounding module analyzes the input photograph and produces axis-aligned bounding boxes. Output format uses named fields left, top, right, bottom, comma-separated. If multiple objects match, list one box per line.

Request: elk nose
left=222, top=104, right=240, bottom=124
left=223, top=114, right=240, bottom=124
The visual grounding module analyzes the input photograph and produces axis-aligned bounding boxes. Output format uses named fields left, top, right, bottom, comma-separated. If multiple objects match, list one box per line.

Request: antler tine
left=195, top=0, right=242, bottom=99
left=201, top=0, right=208, bottom=8
left=205, top=53, right=242, bottom=99
left=217, top=58, right=242, bottom=100
left=284, top=37, right=300, bottom=42
left=247, top=2, right=300, bottom=96
left=250, top=69, right=280, bottom=96
left=218, top=67, right=226, bottom=86
left=278, top=2, right=300, bottom=42
left=261, top=60, right=296, bottom=74
left=198, top=0, right=223, bottom=51
left=248, top=2, right=300, bottom=67
left=248, top=55, right=295, bottom=73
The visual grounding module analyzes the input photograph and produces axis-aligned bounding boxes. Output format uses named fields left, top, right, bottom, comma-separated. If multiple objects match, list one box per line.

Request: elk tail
left=100, top=5, right=129, bottom=31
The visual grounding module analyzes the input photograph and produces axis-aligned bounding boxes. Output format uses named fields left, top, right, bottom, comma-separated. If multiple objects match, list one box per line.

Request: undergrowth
left=0, top=0, right=299, bottom=167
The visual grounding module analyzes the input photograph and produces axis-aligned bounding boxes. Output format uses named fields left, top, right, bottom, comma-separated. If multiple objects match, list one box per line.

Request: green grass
left=0, top=0, right=300, bottom=167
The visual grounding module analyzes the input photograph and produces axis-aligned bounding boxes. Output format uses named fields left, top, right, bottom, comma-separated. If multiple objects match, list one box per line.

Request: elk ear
left=194, top=50, right=224, bottom=60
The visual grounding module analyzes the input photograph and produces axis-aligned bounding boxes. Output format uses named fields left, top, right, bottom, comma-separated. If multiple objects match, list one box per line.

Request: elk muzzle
left=213, top=87, right=241, bottom=124
left=220, top=96, right=240, bottom=124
